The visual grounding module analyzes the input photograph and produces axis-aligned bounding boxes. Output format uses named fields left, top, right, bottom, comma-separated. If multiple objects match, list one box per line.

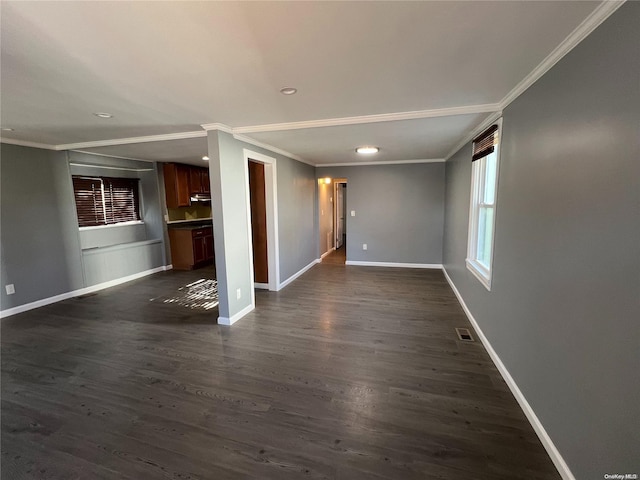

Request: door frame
left=243, top=149, right=280, bottom=292
left=333, top=178, right=347, bottom=251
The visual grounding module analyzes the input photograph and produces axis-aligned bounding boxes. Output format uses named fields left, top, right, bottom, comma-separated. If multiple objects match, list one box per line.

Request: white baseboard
left=217, top=302, right=254, bottom=326
left=320, top=248, right=336, bottom=259
left=441, top=267, right=575, bottom=480
left=277, top=259, right=320, bottom=290
left=0, top=265, right=172, bottom=319
left=254, top=282, right=269, bottom=290
left=345, top=261, right=443, bottom=269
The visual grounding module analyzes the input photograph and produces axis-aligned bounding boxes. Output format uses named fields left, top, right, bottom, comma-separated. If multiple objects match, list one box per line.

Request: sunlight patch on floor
left=150, top=279, right=219, bottom=310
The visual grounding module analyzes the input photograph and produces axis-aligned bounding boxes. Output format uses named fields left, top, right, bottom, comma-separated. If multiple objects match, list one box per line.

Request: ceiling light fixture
left=324, top=177, right=331, bottom=184
left=279, top=87, right=297, bottom=95
left=202, top=156, right=210, bottom=161
left=94, top=112, right=113, bottom=119
left=356, top=146, right=379, bottom=155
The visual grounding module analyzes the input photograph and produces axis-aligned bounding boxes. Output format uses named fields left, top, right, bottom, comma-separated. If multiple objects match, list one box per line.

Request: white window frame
left=466, top=118, right=502, bottom=290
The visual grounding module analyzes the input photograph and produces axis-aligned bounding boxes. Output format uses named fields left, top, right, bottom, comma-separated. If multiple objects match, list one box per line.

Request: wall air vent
left=455, top=327, right=475, bottom=342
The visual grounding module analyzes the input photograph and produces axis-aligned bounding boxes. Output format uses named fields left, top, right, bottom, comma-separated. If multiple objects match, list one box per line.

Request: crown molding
left=498, top=0, right=625, bottom=111
left=200, top=122, right=233, bottom=133
left=55, top=130, right=207, bottom=151
left=318, top=158, right=445, bottom=168
left=0, top=137, right=57, bottom=150
left=234, top=104, right=501, bottom=134
left=70, top=149, right=155, bottom=164
left=232, top=133, right=313, bottom=166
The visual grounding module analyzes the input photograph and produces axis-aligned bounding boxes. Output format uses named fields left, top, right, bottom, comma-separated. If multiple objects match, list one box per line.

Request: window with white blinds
left=72, top=176, right=141, bottom=227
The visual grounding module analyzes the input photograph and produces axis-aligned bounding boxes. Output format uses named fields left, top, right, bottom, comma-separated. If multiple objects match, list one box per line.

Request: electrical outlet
left=362, top=243, right=367, bottom=250
left=236, top=288, right=241, bottom=300
left=5, top=284, right=15, bottom=295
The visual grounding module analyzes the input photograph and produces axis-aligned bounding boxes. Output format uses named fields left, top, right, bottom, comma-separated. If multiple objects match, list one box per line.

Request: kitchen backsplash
left=167, top=205, right=212, bottom=222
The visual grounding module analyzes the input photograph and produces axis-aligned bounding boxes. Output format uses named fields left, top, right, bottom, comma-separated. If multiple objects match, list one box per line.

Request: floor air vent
left=455, top=327, right=474, bottom=342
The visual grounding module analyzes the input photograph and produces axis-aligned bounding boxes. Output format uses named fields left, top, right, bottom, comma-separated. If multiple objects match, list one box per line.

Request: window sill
left=79, top=221, right=144, bottom=231
left=465, top=258, right=492, bottom=291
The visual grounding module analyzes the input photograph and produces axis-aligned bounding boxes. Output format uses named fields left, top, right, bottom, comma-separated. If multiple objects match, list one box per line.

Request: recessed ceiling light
left=94, top=112, right=113, bottom=119
left=356, top=146, right=380, bottom=155
left=202, top=156, right=210, bottom=161
left=1, top=128, right=14, bottom=132
left=279, top=87, right=297, bottom=95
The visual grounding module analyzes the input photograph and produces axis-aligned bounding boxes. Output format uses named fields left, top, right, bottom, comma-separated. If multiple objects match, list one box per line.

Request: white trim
left=70, top=162, right=153, bottom=172
left=465, top=258, right=491, bottom=291
left=79, top=221, right=145, bottom=232
left=199, top=122, right=234, bottom=133
left=319, top=158, right=445, bottom=168
left=498, top=0, right=625, bottom=112
left=217, top=302, right=254, bottom=326
left=441, top=267, right=576, bottom=480
left=243, top=149, right=280, bottom=292
left=56, top=131, right=207, bottom=151
left=254, top=282, right=269, bottom=290
left=465, top=118, right=502, bottom=291
left=241, top=152, right=257, bottom=309
left=70, top=150, right=156, bottom=164
left=235, top=133, right=311, bottom=165
left=0, top=137, right=57, bottom=150
left=345, top=261, right=443, bottom=269
left=277, top=259, right=320, bottom=290
left=233, top=104, right=501, bottom=134
left=0, top=265, right=172, bottom=319
left=320, top=248, right=336, bottom=259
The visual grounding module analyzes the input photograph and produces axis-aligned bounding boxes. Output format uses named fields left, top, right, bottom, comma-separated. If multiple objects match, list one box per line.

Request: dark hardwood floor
left=321, top=245, right=346, bottom=265
left=1, top=264, right=560, bottom=479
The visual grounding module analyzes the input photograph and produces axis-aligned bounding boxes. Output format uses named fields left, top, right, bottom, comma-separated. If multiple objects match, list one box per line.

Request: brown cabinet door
left=164, top=163, right=191, bottom=208
left=193, top=236, right=206, bottom=264
left=204, top=233, right=214, bottom=261
left=189, top=168, right=203, bottom=194
left=175, top=165, right=191, bottom=206
left=201, top=168, right=210, bottom=194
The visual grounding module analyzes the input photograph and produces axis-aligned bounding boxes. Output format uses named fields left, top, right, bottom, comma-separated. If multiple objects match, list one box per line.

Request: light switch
left=363, top=244, right=367, bottom=250
left=351, top=210, right=356, bottom=217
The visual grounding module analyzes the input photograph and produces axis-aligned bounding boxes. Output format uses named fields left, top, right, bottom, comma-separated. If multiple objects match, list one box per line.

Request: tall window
left=467, top=120, right=501, bottom=290
left=72, top=176, right=140, bottom=227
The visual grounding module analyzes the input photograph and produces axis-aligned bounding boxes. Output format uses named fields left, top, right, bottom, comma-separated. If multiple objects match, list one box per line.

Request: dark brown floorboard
left=1, top=264, right=560, bottom=479
left=322, top=246, right=346, bottom=265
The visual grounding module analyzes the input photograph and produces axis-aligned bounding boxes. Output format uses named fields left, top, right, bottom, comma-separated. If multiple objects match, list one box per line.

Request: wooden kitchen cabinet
left=163, top=163, right=191, bottom=208
left=168, top=226, right=214, bottom=270
left=189, top=167, right=211, bottom=195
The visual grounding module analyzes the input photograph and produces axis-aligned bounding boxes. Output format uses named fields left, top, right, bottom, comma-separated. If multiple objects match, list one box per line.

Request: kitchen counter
left=166, top=217, right=212, bottom=225
left=168, top=223, right=213, bottom=231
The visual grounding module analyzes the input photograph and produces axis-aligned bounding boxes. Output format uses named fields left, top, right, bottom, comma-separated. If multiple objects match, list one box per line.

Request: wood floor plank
left=2, top=264, right=560, bottom=479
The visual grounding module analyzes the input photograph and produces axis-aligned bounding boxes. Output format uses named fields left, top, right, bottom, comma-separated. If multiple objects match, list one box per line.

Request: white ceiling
left=0, top=1, right=615, bottom=166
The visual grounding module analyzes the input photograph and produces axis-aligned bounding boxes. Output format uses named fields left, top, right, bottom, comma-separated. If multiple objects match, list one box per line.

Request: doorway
left=243, top=149, right=279, bottom=292
left=320, top=178, right=346, bottom=265
left=335, top=181, right=347, bottom=250
left=248, top=161, right=268, bottom=286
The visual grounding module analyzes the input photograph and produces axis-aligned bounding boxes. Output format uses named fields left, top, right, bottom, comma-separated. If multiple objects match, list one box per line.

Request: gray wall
left=317, top=163, right=444, bottom=264
left=442, top=4, right=639, bottom=478
left=0, top=145, right=168, bottom=312
left=1, top=144, right=84, bottom=309
left=275, top=154, right=316, bottom=280
left=208, top=131, right=316, bottom=321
